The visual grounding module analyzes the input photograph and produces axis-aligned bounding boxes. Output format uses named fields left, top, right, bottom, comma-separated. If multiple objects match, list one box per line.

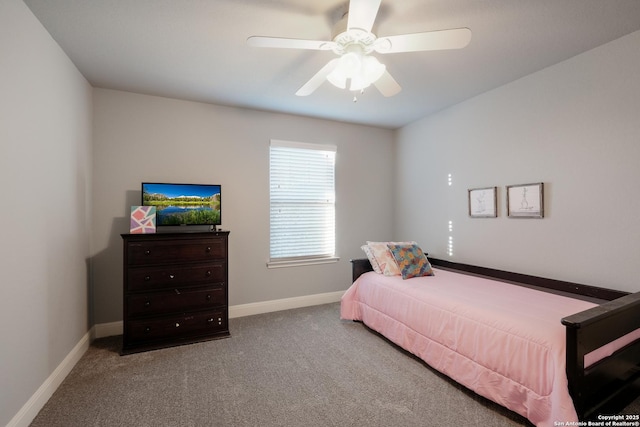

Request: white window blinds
left=269, top=140, right=336, bottom=264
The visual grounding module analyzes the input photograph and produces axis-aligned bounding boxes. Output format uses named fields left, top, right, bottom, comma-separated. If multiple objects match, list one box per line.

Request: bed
left=341, top=253, right=640, bottom=427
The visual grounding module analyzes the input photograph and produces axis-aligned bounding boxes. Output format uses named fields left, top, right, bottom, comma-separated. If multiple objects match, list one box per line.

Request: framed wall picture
left=506, top=182, right=544, bottom=218
left=468, top=186, right=497, bottom=218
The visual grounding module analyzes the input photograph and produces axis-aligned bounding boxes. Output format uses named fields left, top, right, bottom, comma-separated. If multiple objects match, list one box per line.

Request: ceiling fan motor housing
left=331, top=14, right=377, bottom=55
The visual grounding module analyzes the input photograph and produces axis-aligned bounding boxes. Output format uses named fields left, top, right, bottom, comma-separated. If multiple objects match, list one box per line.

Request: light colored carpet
left=30, top=302, right=639, bottom=426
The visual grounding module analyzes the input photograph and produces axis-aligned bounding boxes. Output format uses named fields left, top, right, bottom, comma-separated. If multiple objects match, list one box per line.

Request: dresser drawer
left=127, top=238, right=226, bottom=266
left=127, top=262, right=226, bottom=291
left=126, top=286, right=226, bottom=318
left=126, top=309, right=228, bottom=343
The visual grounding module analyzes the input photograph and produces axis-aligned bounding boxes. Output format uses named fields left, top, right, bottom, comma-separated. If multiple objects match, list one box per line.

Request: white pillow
left=361, top=244, right=382, bottom=274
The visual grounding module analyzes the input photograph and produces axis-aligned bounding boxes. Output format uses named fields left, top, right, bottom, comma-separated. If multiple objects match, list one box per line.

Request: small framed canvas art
left=468, top=186, right=497, bottom=218
left=506, top=182, right=544, bottom=218
left=130, top=205, right=156, bottom=233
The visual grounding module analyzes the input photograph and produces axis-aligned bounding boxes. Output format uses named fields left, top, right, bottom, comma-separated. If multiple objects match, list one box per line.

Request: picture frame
left=130, top=205, right=156, bottom=233
left=468, top=186, right=497, bottom=218
left=506, top=182, right=544, bottom=218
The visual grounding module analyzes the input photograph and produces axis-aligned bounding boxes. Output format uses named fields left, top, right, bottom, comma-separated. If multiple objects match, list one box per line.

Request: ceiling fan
left=247, top=0, right=471, bottom=97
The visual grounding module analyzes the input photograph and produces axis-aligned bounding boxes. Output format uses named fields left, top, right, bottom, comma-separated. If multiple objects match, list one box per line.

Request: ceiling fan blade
left=375, top=28, right=471, bottom=54
left=373, top=70, right=402, bottom=97
left=247, top=36, right=334, bottom=51
left=347, top=0, right=382, bottom=33
left=296, top=59, right=340, bottom=96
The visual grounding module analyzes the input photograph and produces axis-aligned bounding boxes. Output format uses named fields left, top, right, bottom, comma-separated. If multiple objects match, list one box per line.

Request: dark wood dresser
left=121, top=231, right=230, bottom=354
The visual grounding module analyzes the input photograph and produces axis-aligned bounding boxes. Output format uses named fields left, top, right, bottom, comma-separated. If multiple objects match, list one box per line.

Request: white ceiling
left=24, top=0, right=640, bottom=129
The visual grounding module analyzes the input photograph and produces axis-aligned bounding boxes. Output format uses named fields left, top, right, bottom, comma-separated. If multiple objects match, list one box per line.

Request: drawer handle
left=208, top=318, right=222, bottom=325
left=174, top=289, right=181, bottom=295
left=169, top=274, right=175, bottom=279
left=206, top=246, right=211, bottom=253
left=206, top=294, right=211, bottom=301
left=144, top=276, right=151, bottom=281
left=144, top=250, right=151, bottom=255
left=206, top=270, right=212, bottom=277
left=175, top=323, right=180, bottom=328
left=145, top=327, right=151, bottom=333
left=144, top=301, right=151, bottom=307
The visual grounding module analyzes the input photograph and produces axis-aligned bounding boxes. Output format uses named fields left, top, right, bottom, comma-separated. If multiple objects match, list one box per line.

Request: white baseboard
left=7, top=331, right=91, bottom=427
left=228, top=290, right=344, bottom=318
left=92, top=290, right=345, bottom=338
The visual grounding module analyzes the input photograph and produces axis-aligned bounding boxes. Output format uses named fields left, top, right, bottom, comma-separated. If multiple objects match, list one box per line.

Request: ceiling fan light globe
left=363, top=56, right=386, bottom=83
left=327, top=68, right=347, bottom=89
left=347, top=56, right=386, bottom=91
left=349, top=76, right=371, bottom=91
left=339, top=52, right=362, bottom=77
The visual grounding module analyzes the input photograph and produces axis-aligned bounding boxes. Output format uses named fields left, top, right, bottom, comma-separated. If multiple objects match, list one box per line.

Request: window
left=268, top=139, right=337, bottom=268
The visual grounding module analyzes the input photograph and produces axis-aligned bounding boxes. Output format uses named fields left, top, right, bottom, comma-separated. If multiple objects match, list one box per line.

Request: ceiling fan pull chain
left=353, top=88, right=366, bottom=103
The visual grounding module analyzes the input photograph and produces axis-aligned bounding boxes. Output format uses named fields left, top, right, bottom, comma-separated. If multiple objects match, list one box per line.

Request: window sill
left=267, top=257, right=340, bottom=269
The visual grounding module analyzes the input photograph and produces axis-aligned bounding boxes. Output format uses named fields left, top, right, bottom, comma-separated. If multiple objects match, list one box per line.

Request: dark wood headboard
left=351, top=258, right=374, bottom=283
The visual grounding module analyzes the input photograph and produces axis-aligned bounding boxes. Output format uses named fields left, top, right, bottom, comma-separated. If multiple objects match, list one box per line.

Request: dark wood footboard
left=562, top=292, right=640, bottom=419
left=350, top=257, right=640, bottom=419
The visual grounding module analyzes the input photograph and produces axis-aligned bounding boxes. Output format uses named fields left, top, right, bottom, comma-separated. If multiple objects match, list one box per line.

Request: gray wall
left=92, top=89, right=395, bottom=324
left=395, top=30, right=640, bottom=293
left=0, top=1, right=93, bottom=424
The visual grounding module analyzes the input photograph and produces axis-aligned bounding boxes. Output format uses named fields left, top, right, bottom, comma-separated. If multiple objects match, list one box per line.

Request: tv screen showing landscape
left=142, top=183, right=221, bottom=226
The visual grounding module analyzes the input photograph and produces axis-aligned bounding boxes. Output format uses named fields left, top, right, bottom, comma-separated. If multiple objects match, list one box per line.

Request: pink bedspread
left=340, top=269, right=599, bottom=427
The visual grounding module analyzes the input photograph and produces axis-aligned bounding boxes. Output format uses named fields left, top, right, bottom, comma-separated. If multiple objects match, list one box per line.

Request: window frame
left=267, top=139, right=339, bottom=269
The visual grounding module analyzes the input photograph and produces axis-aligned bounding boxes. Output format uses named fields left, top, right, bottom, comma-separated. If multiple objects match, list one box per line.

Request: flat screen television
left=142, top=182, right=221, bottom=227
